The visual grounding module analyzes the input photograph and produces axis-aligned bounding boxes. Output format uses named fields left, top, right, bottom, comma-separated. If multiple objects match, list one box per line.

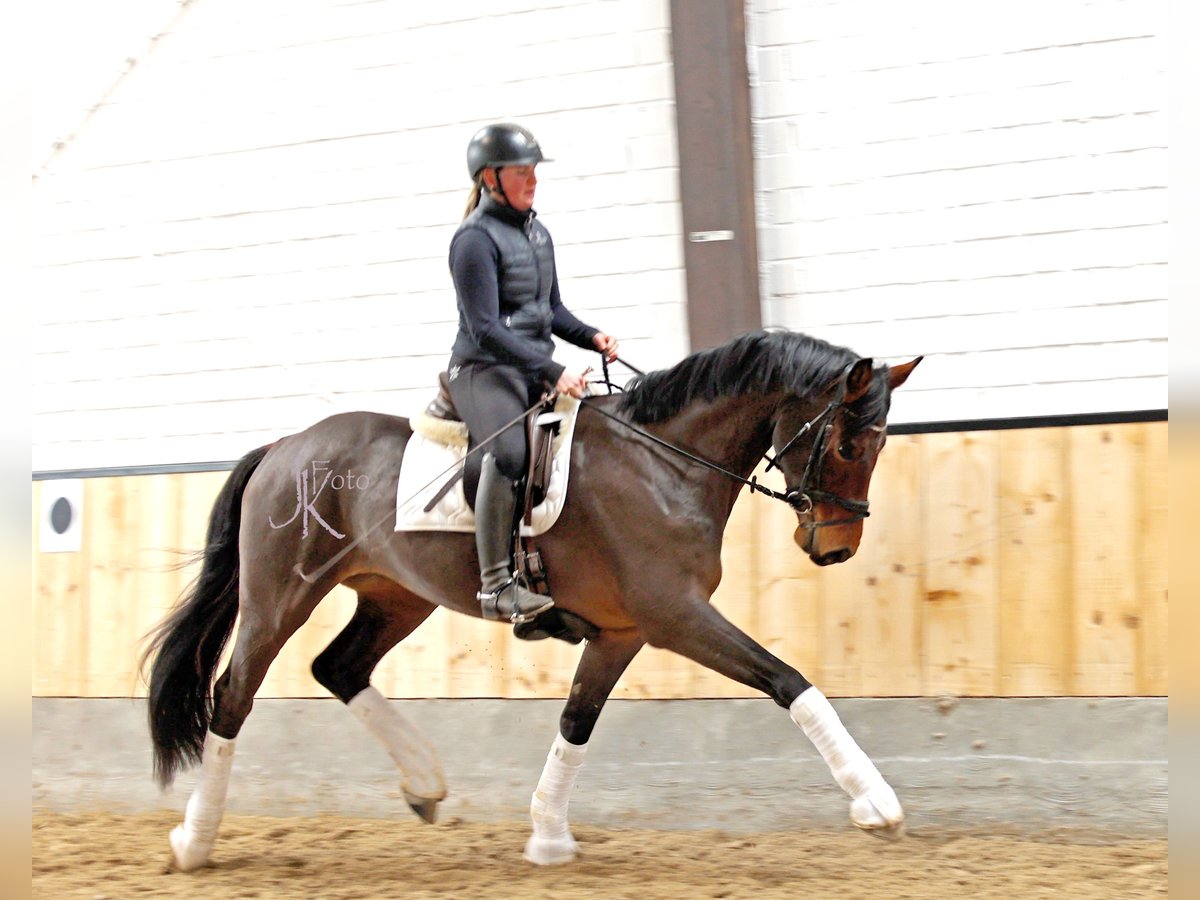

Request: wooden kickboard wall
left=32, top=421, right=1167, bottom=700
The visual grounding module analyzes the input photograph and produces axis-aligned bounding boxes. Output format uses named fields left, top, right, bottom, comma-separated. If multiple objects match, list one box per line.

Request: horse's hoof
left=404, top=792, right=441, bottom=824
left=523, top=833, right=578, bottom=866
left=850, top=785, right=905, bottom=834
left=168, top=824, right=211, bottom=872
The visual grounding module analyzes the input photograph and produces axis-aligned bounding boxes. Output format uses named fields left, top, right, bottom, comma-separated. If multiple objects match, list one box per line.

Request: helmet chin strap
left=486, top=167, right=509, bottom=204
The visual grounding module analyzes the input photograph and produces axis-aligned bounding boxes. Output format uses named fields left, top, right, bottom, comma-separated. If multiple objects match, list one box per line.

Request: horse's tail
left=141, top=443, right=272, bottom=787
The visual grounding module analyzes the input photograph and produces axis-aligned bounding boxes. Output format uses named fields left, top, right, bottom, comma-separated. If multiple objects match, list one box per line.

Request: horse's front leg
left=644, top=598, right=904, bottom=833
left=524, top=629, right=644, bottom=866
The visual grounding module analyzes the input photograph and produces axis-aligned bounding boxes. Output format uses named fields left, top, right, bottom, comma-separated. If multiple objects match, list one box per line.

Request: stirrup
left=478, top=579, right=554, bottom=625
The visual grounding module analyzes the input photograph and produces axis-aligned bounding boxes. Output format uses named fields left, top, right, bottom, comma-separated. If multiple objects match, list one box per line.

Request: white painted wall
left=31, top=0, right=182, bottom=171
left=748, top=0, right=1168, bottom=423
left=33, top=0, right=1169, bottom=471
left=33, top=0, right=684, bottom=470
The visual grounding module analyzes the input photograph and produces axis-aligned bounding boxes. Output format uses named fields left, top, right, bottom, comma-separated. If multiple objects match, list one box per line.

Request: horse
left=142, top=328, right=921, bottom=870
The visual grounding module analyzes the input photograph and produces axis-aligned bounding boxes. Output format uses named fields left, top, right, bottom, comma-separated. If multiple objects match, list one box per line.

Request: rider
left=448, top=122, right=618, bottom=626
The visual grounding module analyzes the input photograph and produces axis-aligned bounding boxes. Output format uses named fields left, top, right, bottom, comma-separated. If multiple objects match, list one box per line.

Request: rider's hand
left=592, top=332, right=619, bottom=363
left=555, top=370, right=589, bottom=399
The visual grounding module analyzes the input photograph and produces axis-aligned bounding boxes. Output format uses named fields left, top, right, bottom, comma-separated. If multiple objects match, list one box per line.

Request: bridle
left=583, top=361, right=878, bottom=530
left=764, top=396, right=877, bottom=529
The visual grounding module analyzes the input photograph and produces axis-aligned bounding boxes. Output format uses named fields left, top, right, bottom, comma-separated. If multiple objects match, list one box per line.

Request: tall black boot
left=475, top=453, right=554, bottom=623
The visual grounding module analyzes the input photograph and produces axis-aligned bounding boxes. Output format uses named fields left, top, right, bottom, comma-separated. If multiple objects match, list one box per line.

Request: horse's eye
left=838, top=440, right=860, bottom=461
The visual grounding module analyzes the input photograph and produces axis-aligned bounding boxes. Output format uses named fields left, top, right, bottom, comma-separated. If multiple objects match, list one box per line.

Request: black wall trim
left=32, top=410, right=1166, bottom=481
left=886, top=408, right=1167, bottom=436
left=33, top=460, right=240, bottom=481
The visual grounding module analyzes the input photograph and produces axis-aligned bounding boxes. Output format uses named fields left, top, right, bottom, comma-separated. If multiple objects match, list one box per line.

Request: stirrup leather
left=478, top=578, right=553, bottom=625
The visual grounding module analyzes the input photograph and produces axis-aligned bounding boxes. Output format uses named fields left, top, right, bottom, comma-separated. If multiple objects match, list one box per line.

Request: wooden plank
left=754, top=469, right=825, bottom=691
left=1137, top=422, right=1167, bottom=694
left=1068, top=424, right=1141, bottom=695
left=504, top=636, right=579, bottom=701
left=853, top=434, right=924, bottom=696
left=819, top=552, right=863, bottom=697
left=618, top=646, right=700, bottom=699
left=84, top=477, right=138, bottom=696
left=753, top=576, right=823, bottom=691
left=29, top=423, right=1170, bottom=700
left=758, top=496, right=825, bottom=696
left=694, top=485, right=762, bottom=698
left=443, top=611, right=511, bottom=698
left=373, top=606, right=451, bottom=700
left=996, top=428, right=1071, bottom=695
left=922, top=432, right=1000, bottom=696
left=32, top=481, right=89, bottom=696
left=125, top=474, right=184, bottom=698
left=821, top=435, right=925, bottom=697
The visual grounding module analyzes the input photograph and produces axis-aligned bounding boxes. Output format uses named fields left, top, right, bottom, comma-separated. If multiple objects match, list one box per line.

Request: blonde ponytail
left=462, top=183, right=482, bottom=221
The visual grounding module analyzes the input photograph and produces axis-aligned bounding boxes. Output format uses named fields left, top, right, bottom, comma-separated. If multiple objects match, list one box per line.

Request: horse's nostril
left=814, top=548, right=851, bottom=566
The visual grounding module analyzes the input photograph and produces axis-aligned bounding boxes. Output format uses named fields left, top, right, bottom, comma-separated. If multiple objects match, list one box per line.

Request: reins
left=576, top=397, right=805, bottom=506
left=584, top=354, right=871, bottom=528
left=297, top=348, right=873, bottom=585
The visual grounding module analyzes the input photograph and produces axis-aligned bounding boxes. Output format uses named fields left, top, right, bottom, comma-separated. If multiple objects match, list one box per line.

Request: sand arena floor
left=32, top=811, right=1166, bottom=899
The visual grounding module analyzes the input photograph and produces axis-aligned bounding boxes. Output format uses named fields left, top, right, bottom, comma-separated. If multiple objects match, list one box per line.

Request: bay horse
left=142, top=329, right=920, bottom=870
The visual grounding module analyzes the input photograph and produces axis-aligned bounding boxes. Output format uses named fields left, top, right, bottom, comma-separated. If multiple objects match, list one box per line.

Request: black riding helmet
left=466, top=123, right=551, bottom=187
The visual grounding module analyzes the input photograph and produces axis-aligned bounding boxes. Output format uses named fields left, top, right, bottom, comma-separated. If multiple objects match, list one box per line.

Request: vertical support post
left=670, top=0, right=763, bottom=351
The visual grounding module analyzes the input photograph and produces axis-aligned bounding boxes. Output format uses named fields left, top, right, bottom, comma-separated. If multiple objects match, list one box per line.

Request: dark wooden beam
left=669, top=0, right=762, bottom=352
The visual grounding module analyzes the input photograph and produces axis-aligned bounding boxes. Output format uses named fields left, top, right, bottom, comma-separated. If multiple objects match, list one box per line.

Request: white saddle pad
left=395, top=395, right=580, bottom=536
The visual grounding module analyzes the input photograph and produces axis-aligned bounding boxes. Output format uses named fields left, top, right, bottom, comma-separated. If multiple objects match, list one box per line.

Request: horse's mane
left=619, top=330, right=891, bottom=436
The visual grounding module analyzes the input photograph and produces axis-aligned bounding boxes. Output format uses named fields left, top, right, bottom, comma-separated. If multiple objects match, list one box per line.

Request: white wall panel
left=748, top=0, right=1168, bottom=422
left=33, top=0, right=683, bottom=471
left=35, top=0, right=1170, bottom=470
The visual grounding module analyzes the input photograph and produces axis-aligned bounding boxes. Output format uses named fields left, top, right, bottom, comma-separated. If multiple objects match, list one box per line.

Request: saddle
left=424, top=372, right=562, bottom=516
left=423, top=373, right=598, bottom=645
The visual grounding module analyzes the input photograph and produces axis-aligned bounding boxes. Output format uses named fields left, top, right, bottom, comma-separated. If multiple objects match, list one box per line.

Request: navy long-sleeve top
left=449, top=198, right=598, bottom=385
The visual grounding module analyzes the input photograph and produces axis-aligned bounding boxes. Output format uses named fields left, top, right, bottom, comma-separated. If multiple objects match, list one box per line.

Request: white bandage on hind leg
left=348, top=686, right=445, bottom=801
left=169, top=731, right=235, bottom=872
left=524, top=733, right=587, bottom=865
left=790, top=687, right=884, bottom=800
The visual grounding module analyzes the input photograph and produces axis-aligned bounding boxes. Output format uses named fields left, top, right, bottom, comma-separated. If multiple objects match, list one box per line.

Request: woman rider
left=448, top=122, right=618, bottom=626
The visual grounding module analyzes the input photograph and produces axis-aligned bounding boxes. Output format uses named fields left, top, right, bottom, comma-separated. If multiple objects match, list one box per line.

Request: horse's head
left=772, top=356, right=921, bottom=566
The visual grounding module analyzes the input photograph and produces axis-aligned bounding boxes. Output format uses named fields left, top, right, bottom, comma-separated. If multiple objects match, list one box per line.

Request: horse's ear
left=888, top=356, right=923, bottom=390
left=843, top=358, right=874, bottom=404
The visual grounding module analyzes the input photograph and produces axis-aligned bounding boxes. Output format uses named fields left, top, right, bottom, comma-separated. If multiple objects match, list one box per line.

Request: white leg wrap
left=523, top=732, right=587, bottom=866
left=348, top=686, right=446, bottom=803
left=169, top=732, right=235, bottom=871
left=790, top=687, right=904, bottom=830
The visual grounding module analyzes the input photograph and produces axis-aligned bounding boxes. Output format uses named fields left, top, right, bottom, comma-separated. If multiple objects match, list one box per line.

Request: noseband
left=763, top=399, right=872, bottom=529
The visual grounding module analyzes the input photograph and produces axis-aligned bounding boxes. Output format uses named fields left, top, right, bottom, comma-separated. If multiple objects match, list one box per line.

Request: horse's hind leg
left=524, top=629, right=644, bottom=866
left=311, top=579, right=446, bottom=823
left=170, top=572, right=338, bottom=871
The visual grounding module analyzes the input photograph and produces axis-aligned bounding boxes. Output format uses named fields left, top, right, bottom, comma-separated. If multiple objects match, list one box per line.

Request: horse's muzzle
left=811, top=547, right=852, bottom=566
left=795, top=519, right=859, bottom=565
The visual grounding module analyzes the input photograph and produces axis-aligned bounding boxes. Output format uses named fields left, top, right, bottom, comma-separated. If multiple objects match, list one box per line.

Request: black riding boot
left=475, top=453, right=554, bottom=624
